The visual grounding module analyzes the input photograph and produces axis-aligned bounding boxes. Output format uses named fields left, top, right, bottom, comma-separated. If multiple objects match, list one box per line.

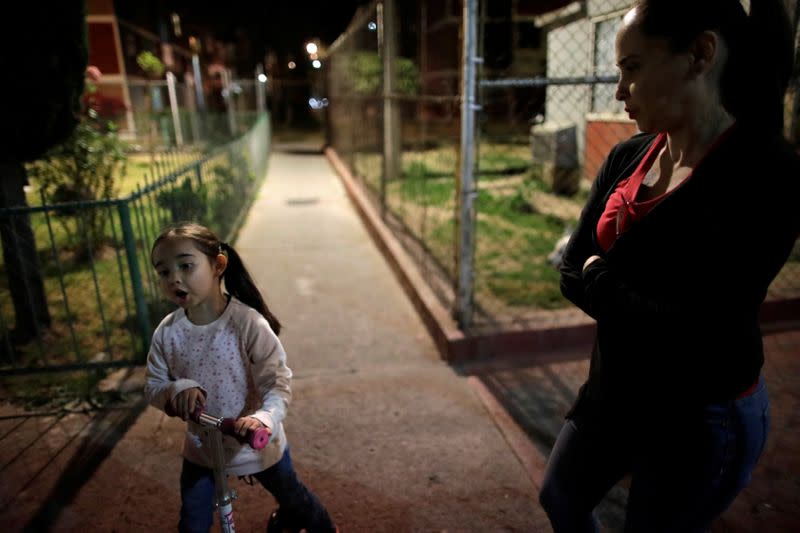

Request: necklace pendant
left=642, top=166, right=659, bottom=187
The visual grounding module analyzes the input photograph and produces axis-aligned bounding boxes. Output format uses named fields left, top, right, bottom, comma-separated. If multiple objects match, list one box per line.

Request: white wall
left=543, top=18, right=592, bottom=164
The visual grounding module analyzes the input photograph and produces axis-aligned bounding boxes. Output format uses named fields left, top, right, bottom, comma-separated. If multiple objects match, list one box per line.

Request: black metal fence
left=0, top=114, right=270, bottom=375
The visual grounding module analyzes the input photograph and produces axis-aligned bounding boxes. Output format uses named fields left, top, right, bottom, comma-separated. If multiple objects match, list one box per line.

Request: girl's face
left=152, top=237, right=227, bottom=317
left=614, top=10, right=694, bottom=133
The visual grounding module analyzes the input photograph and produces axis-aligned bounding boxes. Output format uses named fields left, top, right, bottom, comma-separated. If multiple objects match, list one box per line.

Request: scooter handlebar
left=218, top=417, right=271, bottom=450
left=180, top=408, right=271, bottom=450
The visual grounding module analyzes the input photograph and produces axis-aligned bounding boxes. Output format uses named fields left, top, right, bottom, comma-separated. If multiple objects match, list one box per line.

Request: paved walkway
left=1, top=144, right=797, bottom=532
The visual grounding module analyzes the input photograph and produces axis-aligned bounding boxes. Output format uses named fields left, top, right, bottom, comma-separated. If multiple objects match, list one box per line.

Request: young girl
left=144, top=222, right=337, bottom=533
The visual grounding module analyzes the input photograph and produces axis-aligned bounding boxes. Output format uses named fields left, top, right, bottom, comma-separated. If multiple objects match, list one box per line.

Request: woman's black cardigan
left=560, top=126, right=800, bottom=420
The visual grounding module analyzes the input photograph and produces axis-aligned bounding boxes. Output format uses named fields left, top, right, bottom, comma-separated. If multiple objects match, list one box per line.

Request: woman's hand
left=169, top=387, right=206, bottom=420
left=234, top=416, right=268, bottom=437
left=582, top=255, right=602, bottom=273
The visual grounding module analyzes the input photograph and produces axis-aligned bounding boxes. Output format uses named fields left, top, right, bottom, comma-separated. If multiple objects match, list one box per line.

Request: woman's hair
left=151, top=222, right=282, bottom=335
left=633, top=0, right=794, bottom=134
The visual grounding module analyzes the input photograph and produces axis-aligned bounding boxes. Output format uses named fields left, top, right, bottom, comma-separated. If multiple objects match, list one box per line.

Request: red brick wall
left=584, top=119, right=638, bottom=181
left=88, top=22, right=120, bottom=75
left=86, top=0, right=115, bottom=15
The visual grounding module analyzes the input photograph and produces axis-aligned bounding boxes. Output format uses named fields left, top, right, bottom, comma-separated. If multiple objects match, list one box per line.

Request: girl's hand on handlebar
left=234, top=416, right=267, bottom=437
left=170, top=387, right=205, bottom=421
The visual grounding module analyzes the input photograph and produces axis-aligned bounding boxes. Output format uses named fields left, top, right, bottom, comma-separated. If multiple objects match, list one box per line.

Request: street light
left=312, top=59, right=321, bottom=69
left=257, top=73, right=267, bottom=83
left=305, top=42, right=318, bottom=55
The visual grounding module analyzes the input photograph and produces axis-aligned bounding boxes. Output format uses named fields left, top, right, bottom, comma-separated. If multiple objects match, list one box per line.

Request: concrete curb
left=324, top=147, right=468, bottom=362
left=467, top=376, right=547, bottom=491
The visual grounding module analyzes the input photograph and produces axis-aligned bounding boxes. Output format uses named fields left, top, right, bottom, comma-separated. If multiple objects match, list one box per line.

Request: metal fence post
left=167, top=71, right=184, bottom=147
left=381, top=0, right=402, bottom=215
left=118, top=201, right=152, bottom=358
left=456, top=0, right=480, bottom=330
left=195, top=162, right=203, bottom=189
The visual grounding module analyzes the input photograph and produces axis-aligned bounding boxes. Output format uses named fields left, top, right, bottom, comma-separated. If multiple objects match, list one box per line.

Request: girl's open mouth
left=174, top=289, right=189, bottom=303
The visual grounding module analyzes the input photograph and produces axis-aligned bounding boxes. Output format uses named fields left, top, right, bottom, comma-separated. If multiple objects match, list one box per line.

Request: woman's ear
left=215, top=253, right=228, bottom=277
left=689, top=31, right=720, bottom=78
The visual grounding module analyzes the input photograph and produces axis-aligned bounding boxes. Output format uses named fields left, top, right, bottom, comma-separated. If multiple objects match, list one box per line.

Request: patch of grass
left=474, top=214, right=565, bottom=308
left=394, top=176, right=454, bottom=208
left=478, top=143, right=531, bottom=172
left=478, top=188, right=565, bottom=232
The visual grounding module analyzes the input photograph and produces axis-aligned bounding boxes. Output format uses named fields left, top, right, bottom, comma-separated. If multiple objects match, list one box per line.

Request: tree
left=0, top=2, right=87, bottom=343
left=343, top=52, right=418, bottom=96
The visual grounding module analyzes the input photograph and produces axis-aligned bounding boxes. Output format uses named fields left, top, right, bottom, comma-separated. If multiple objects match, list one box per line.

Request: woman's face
left=615, top=8, right=694, bottom=133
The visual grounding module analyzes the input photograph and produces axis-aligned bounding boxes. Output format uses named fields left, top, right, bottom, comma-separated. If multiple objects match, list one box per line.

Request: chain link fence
left=327, top=0, right=462, bottom=310
left=472, top=0, right=799, bottom=332
left=125, top=77, right=264, bottom=150
left=327, top=0, right=799, bottom=334
left=0, top=115, right=270, bottom=375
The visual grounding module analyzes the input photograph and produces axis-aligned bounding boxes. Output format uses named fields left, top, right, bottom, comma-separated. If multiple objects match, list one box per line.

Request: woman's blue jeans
left=539, top=376, right=770, bottom=533
left=178, top=447, right=335, bottom=532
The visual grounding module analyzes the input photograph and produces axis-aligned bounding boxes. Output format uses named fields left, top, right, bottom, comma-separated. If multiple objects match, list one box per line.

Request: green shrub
left=27, top=120, right=128, bottom=252
left=156, top=177, right=208, bottom=222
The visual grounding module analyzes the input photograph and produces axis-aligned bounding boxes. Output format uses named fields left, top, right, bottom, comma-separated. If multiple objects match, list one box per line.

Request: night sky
left=114, top=0, right=371, bottom=68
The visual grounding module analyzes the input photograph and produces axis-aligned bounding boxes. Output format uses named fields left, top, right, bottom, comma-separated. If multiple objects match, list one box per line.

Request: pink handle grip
left=219, top=418, right=271, bottom=450
left=188, top=409, right=271, bottom=450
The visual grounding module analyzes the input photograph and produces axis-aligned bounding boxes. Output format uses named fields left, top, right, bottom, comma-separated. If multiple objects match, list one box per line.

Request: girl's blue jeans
left=540, top=376, right=770, bottom=533
left=178, top=447, right=335, bottom=532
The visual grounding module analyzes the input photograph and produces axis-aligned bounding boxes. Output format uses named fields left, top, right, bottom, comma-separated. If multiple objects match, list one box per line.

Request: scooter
left=189, top=408, right=271, bottom=533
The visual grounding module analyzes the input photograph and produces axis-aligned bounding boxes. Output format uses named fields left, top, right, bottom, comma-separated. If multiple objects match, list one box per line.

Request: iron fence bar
left=194, top=162, right=203, bottom=189
left=143, top=174, right=162, bottom=247
left=40, top=190, right=81, bottom=363
left=76, top=209, right=113, bottom=360
left=157, top=176, right=171, bottom=230
left=478, top=74, right=619, bottom=88
left=131, top=186, right=158, bottom=302
left=117, top=201, right=151, bottom=358
left=106, top=202, right=137, bottom=359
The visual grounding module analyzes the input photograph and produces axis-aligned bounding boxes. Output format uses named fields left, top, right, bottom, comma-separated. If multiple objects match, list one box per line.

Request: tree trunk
left=0, top=162, right=51, bottom=342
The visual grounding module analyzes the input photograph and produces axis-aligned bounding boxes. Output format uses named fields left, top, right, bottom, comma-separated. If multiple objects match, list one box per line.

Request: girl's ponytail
left=221, top=243, right=282, bottom=335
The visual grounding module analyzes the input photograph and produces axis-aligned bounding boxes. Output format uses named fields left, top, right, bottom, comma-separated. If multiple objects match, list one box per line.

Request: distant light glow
left=308, top=97, right=329, bottom=110
left=306, top=42, right=318, bottom=55
left=258, top=73, right=267, bottom=83
left=368, top=21, right=377, bottom=31
left=288, top=61, right=296, bottom=70
left=312, top=59, right=321, bottom=69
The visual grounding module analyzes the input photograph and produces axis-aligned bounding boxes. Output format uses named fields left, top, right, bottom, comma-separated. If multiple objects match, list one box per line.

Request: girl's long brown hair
left=151, top=222, right=282, bottom=335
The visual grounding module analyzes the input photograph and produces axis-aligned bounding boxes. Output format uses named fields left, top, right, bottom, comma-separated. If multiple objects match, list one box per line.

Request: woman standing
left=540, top=1, right=800, bottom=531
